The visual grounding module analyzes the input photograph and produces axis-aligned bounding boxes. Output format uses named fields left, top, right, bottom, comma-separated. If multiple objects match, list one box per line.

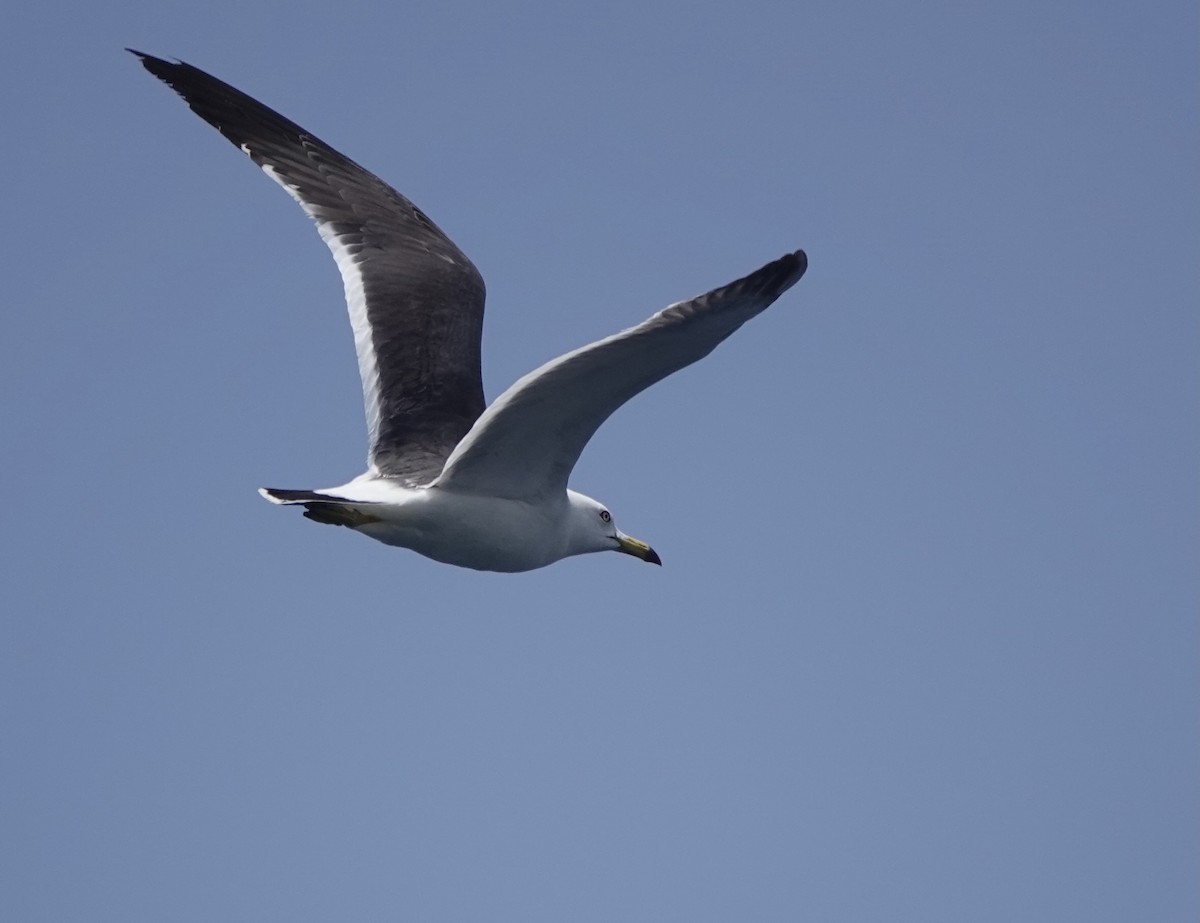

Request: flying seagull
left=131, top=50, right=808, bottom=572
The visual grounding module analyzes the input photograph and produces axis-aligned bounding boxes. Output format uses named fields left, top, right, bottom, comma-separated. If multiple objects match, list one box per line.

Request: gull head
left=565, top=491, right=661, bottom=566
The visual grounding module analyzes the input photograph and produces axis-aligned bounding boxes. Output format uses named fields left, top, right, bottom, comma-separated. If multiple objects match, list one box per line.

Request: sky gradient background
left=2, top=1, right=1197, bottom=920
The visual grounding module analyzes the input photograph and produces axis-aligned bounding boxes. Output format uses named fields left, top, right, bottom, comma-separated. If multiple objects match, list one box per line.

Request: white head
left=564, top=490, right=661, bottom=565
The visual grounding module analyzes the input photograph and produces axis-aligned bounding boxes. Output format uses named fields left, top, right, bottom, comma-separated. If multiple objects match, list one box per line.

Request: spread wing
left=133, top=51, right=486, bottom=483
left=434, top=251, right=807, bottom=501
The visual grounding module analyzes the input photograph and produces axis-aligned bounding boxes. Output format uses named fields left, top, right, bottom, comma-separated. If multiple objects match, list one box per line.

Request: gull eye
left=599, top=510, right=611, bottom=523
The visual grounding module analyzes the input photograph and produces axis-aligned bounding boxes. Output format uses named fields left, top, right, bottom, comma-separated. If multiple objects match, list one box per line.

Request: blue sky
left=2, top=1, right=1196, bottom=920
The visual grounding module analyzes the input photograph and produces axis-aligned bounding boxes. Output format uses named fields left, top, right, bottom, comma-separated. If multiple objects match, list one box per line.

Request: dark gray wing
left=435, top=251, right=807, bottom=501
left=132, top=51, right=485, bottom=483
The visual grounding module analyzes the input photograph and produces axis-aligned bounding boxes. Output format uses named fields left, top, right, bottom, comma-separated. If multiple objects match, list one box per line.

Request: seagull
left=132, top=50, right=808, bottom=572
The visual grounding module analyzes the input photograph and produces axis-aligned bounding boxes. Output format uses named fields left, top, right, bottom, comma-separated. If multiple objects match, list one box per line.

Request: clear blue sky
left=2, top=1, right=1196, bottom=920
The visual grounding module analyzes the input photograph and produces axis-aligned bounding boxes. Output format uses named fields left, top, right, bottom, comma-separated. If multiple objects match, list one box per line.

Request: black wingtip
left=128, top=49, right=178, bottom=89
left=127, top=48, right=181, bottom=81
left=756, top=249, right=807, bottom=300
left=126, top=48, right=158, bottom=66
left=779, top=248, right=807, bottom=284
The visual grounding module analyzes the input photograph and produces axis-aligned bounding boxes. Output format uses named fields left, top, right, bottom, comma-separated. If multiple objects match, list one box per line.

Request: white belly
left=353, top=487, right=569, bottom=573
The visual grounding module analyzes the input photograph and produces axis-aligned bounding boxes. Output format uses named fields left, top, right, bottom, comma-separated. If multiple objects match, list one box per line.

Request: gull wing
left=434, top=251, right=807, bottom=501
left=132, top=51, right=486, bottom=483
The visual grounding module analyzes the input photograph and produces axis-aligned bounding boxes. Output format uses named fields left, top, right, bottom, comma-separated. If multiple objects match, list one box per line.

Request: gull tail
left=258, top=487, right=382, bottom=527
